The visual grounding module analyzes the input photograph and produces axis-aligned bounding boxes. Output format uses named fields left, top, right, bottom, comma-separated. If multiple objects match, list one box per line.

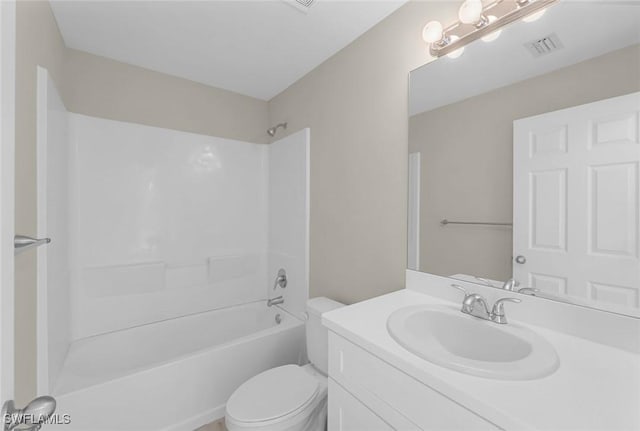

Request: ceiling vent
left=283, top=0, right=317, bottom=14
left=524, top=33, right=564, bottom=58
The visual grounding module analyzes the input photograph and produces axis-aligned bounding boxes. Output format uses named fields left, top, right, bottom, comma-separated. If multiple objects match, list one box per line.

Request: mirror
left=408, top=1, right=640, bottom=317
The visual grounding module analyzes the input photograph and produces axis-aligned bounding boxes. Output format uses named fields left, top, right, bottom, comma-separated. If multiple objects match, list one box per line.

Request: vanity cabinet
left=328, top=379, right=394, bottom=431
left=327, top=332, right=502, bottom=431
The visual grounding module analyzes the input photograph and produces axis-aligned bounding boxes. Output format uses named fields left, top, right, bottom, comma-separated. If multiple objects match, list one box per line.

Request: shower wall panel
left=268, top=129, right=310, bottom=319
left=69, top=114, right=269, bottom=339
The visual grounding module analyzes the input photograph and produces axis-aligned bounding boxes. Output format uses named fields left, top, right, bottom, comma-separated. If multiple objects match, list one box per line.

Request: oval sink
left=387, top=304, right=559, bottom=380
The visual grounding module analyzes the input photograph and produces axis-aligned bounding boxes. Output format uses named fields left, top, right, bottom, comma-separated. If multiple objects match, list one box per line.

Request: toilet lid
left=226, top=365, right=319, bottom=424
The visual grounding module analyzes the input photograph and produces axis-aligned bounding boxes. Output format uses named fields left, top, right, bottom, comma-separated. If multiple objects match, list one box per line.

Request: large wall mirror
left=408, top=1, right=640, bottom=317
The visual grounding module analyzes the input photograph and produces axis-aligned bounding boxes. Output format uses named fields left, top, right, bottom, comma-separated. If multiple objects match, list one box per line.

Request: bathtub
left=46, top=301, right=305, bottom=431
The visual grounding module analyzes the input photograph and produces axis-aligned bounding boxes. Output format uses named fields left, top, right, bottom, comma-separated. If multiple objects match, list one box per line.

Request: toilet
left=225, top=297, right=344, bottom=431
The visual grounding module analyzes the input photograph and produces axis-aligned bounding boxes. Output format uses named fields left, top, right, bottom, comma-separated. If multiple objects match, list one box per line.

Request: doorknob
left=514, top=255, right=527, bottom=264
left=14, top=235, right=51, bottom=254
left=1, top=396, right=56, bottom=431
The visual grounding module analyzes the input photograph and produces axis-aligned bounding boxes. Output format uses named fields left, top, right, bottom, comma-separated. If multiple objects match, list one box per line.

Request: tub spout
left=267, top=296, right=284, bottom=307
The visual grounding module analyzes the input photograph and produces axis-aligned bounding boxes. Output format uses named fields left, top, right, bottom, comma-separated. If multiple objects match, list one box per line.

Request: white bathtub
left=46, top=301, right=305, bottom=431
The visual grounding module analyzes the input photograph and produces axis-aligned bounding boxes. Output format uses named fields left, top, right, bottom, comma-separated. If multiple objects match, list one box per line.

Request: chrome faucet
left=451, top=284, right=521, bottom=324
left=502, top=278, right=519, bottom=291
left=461, top=293, right=491, bottom=320
left=502, top=278, right=539, bottom=296
left=491, top=297, right=522, bottom=324
left=267, top=296, right=284, bottom=307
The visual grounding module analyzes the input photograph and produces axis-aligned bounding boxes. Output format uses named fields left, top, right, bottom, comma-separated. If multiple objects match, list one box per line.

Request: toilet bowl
left=225, top=364, right=327, bottom=431
left=225, top=297, right=344, bottom=431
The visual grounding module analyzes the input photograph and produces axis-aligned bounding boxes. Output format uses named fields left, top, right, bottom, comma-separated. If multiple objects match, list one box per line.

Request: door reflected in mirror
left=408, top=1, right=640, bottom=317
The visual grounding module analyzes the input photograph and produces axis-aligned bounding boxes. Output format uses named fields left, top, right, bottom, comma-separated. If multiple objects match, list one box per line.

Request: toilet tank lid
left=307, top=297, right=344, bottom=316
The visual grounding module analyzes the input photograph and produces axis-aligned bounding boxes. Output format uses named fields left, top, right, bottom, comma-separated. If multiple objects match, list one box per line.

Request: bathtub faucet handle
left=273, top=268, right=287, bottom=290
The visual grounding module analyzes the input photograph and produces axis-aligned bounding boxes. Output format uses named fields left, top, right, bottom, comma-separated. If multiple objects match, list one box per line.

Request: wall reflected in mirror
left=408, top=1, right=640, bottom=317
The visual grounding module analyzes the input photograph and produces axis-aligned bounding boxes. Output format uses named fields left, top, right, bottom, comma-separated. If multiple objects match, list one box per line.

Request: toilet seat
left=226, top=365, right=320, bottom=426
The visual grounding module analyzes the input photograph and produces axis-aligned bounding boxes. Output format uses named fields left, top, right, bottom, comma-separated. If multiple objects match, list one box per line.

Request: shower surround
left=70, top=113, right=272, bottom=339
left=36, top=69, right=310, bottom=430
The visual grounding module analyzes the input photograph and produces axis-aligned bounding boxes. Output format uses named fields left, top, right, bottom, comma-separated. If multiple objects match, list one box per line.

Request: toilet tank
left=306, top=297, right=344, bottom=375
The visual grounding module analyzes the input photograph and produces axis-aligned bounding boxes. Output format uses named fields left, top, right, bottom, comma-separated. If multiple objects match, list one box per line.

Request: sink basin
left=387, top=304, right=559, bottom=380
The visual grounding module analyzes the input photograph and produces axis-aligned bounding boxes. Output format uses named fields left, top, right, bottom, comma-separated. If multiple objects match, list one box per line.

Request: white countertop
left=322, top=289, right=640, bottom=431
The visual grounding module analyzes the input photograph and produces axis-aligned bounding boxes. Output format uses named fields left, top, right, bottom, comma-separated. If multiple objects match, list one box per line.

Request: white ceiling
left=50, top=0, right=407, bottom=101
left=410, top=1, right=640, bottom=115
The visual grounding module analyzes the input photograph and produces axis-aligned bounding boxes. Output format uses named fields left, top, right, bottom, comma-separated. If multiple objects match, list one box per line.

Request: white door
left=514, top=92, right=640, bottom=315
left=0, top=0, right=16, bottom=402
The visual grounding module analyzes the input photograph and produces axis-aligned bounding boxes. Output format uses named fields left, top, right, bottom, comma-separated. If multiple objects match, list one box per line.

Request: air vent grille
left=283, top=0, right=316, bottom=13
left=524, top=33, right=564, bottom=58
left=295, top=0, right=315, bottom=7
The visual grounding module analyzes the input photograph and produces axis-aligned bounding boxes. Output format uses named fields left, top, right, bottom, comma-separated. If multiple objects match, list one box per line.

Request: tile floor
left=195, top=418, right=226, bottom=431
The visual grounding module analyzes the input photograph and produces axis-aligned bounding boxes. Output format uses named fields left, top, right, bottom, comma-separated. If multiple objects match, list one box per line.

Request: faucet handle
left=450, top=284, right=468, bottom=296
left=491, top=297, right=521, bottom=323
left=273, top=268, right=287, bottom=290
left=517, top=287, right=540, bottom=296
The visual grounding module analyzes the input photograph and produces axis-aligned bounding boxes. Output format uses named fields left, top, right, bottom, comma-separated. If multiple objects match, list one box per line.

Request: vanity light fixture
left=446, top=36, right=465, bottom=59
left=522, top=8, right=547, bottom=22
left=458, top=0, right=484, bottom=25
left=481, top=16, right=501, bottom=42
left=422, top=0, right=558, bottom=58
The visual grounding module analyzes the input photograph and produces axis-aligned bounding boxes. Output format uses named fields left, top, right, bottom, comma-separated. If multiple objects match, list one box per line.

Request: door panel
left=514, top=92, right=640, bottom=315
left=529, top=169, right=567, bottom=251
left=588, top=162, right=638, bottom=257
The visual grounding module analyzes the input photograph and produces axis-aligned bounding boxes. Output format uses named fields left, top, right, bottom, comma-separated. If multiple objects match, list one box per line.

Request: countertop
left=322, top=289, right=640, bottom=431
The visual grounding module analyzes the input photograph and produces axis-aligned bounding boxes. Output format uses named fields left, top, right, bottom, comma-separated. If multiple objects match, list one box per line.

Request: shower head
left=267, top=122, right=287, bottom=137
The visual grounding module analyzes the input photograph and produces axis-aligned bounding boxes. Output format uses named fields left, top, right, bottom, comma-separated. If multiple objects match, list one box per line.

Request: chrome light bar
left=425, top=0, right=559, bottom=58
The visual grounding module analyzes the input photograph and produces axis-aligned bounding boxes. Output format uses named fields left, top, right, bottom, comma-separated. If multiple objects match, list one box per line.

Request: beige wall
left=409, top=44, right=640, bottom=282
left=14, top=1, right=269, bottom=403
left=64, top=49, right=269, bottom=144
left=268, top=1, right=458, bottom=304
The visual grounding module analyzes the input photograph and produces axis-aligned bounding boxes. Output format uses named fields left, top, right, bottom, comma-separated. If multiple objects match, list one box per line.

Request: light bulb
left=458, top=0, right=483, bottom=25
left=523, top=9, right=546, bottom=22
left=446, top=35, right=464, bottom=59
left=481, top=16, right=501, bottom=42
left=422, top=20, right=444, bottom=44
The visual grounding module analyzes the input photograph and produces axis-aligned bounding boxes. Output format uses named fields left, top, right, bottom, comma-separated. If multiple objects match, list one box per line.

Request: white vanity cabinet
left=327, top=332, right=502, bottom=431
left=328, top=379, right=395, bottom=431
